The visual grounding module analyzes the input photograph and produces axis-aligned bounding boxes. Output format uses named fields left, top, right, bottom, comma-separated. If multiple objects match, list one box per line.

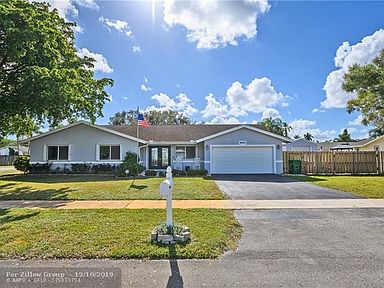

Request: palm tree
left=282, top=122, right=292, bottom=137
left=293, top=135, right=301, bottom=140
left=303, top=133, right=314, bottom=141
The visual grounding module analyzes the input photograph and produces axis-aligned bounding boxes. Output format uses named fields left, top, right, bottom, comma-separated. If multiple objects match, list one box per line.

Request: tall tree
left=282, top=122, right=292, bottom=137
left=342, top=49, right=384, bottom=138
left=258, top=117, right=284, bottom=136
left=0, top=0, right=113, bottom=137
left=108, top=110, right=193, bottom=125
left=293, top=135, right=301, bottom=140
left=334, top=128, right=352, bottom=142
left=369, top=127, right=384, bottom=139
left=303, top=133, right=313, bottom=141
left=145, top=110, right=192, bottom=125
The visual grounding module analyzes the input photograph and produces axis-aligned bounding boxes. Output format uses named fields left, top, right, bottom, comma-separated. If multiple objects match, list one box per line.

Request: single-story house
left=283, top=139, right=318, bottom=152
left=318, top=136, right=384, bottom=152
left=19, top=121, right=292, bottom=174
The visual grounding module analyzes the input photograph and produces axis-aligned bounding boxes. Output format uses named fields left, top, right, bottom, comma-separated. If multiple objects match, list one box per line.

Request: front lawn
left=290, top=175, right=384, bottom=198
left=0, top=175, right=224, bottom=200
left=0, top=208, right=241, bottom=259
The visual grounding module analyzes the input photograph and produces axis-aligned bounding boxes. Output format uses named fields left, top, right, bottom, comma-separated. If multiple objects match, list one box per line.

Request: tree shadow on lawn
left=2, top=175, right=125, bottom=184
left=291, top=175, right=327, bottom=183
left=128, top=180, right=148, bottom=191
left=0, top=208, right=40, bottom=230
left=166, top=245, right=184, bottom=288
left=0, top=183, right=75, bottom=200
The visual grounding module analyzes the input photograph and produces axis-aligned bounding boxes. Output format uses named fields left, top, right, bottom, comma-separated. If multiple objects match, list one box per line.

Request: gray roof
left=103, top=124, right=267, bottom=142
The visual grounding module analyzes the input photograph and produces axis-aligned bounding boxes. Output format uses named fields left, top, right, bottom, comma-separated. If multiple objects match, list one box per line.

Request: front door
left=149, top=146, right=171, bottom=169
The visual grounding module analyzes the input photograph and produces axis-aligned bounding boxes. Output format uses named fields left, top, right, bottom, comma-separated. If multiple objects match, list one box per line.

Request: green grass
left=290, top=175, right=384, bottom=198
left=0, top=166, right=22, bottom=176
left=0, top=175, right=224, bottom=200
left=0, top=208, right=242, bottom=259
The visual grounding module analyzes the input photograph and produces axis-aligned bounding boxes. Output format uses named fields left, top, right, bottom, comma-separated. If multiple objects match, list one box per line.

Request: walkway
left=1, top=199, right=384, bottom=209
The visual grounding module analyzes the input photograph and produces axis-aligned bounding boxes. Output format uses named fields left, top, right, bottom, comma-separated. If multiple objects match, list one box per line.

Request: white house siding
left=358, top=139, right=384, bottom=151
left=203, top=128, right=284, bottom=174
left=29, top=124, right=139, bottom=167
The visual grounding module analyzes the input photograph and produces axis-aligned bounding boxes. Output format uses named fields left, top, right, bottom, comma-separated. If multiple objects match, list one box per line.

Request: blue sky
left=46, top=0, right=384, bottom=141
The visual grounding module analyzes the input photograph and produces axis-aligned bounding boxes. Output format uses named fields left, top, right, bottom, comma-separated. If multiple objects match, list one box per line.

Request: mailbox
left=160, top=179, right=172, bottom=198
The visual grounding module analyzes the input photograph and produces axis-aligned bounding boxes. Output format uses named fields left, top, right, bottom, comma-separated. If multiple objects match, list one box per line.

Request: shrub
left=186, top=169, right=208, bottom=177
left=145, top=170, right=158, bottom=177
left=71, top=163, right=91, bottom=174
left=91, top=164, right=120, bottom=174
left=13, top=156, right=30, bottom=173
left=29, top=163, right=52, bottom=174
left=172, top=169, right=186, bottom=177
left=119, top=152, right=145, bottom=176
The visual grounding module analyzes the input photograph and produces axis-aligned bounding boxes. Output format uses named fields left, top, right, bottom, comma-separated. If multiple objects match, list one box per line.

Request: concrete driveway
left=213, top=174, right=362, bottom=200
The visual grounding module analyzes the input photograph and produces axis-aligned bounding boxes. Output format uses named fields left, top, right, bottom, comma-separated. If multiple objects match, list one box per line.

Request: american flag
left=137, top=113, right=149, bottom=128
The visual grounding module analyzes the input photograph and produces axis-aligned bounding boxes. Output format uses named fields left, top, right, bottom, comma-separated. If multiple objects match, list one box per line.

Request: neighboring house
left=353, top=135, right=384, bottom=151
left=19, top=121, right=292, bottom=174
left=0, top=145, right=29, bottom=156
left=318, top=136, right=384, bottom=152
left=284, top=139, right=318, bottom=152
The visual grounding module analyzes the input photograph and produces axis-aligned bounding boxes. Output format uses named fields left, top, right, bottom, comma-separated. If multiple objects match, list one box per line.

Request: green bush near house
left=119, top=152, right=145, bottom=176
left=13, top=156, right=30, bottom=173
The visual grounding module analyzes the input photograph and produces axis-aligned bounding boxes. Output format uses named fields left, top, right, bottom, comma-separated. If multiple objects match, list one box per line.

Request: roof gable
left=20, top=121, right=146, bottom=144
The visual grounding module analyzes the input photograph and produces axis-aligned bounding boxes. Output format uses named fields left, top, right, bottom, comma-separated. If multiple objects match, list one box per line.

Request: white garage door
left=211, top=146, right=274, bottom=174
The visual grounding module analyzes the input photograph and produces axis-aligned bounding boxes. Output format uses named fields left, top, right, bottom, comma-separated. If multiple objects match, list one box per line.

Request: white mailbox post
left=159, top=166, right=174, bottom=227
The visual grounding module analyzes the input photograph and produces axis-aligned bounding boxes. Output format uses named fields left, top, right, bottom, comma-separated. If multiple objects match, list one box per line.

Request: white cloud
left=133, top=46, right=142, bottom=53
left=200, top=77, right=288, bottom=123
left=140, top=77, right=152, bottom=91
left=99, top=16, right=133, bottom=37
left=226, top=77, right=288, bottom=116
left=201, top=93, right=228, bottom=118
left=163, top=0, right=270, bottom=49
left=348, top=115, right=364, bottom=126
left=141, top=84, right=152, bottom=91
left=321, top=29, right=384, bottom=109
left=148, top=93, right=198, bottom=117
left=209, top=116, right=241, bottom=124
left=312, top=108, right=325, bottom=113
left=262, top=108, right=281, bottom=119
left=33, top=0, right=98, bottom=20
left=77, top=48, right=113, bottom=73
left=289, top=119, right=337, bottom=141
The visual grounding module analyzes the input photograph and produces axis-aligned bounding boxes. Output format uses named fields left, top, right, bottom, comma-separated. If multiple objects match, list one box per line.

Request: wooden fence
left=0, top=155, right=19, bottom=166
left=283, top=151, right=384, bottom=175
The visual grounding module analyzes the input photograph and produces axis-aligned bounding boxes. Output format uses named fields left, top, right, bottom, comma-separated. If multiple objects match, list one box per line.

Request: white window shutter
left=43, top=145, right=47, bottom=161
left=96, top=144, right=100, bottom=161
left=120, top=144, right=122, bottom=161
left=68, top=145, right=72, bottom=161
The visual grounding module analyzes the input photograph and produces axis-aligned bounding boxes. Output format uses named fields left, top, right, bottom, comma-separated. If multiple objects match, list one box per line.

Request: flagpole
left=136, top=106, right=139, bottom=164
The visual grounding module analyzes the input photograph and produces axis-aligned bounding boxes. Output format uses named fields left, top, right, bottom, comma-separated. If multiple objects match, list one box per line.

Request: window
left=99, top=145, right=120, bottom=160
left=175, top=146, right=196, bottom=159
left=48, top=145, right=69, bottom=161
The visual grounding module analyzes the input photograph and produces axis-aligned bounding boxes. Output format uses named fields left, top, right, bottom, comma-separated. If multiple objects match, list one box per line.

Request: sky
left=40, top=0, right=384, bottom=141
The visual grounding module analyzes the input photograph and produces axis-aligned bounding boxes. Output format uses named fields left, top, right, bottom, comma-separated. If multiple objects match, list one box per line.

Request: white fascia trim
left=148, top=141, right=197, bottom=145
left=196, top=125, right=292, bottom=143
left=19, top=120, right=146, bottom=144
